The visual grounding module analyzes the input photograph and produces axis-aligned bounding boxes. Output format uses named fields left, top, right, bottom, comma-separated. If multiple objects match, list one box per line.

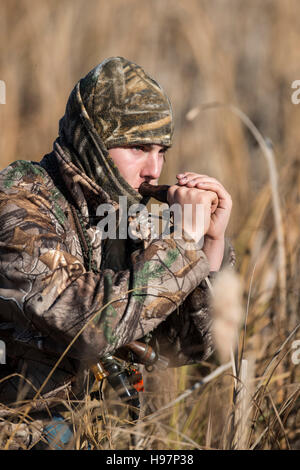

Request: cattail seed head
left=211, top=267, right=244, bottom=363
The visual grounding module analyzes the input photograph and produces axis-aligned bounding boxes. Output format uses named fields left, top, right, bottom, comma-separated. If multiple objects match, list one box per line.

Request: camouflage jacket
left=0, top=145, right=235, bottom=407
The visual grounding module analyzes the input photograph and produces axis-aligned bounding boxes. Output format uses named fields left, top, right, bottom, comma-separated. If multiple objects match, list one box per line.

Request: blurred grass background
left=0, top=0, right=299, bottom=450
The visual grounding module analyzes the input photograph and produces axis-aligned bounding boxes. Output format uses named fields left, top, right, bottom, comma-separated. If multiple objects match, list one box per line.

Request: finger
left=176, top=172, right=210, bottom=184
left=185, top=175, right=221, bottom=186
left=176, top=176, right=230, bottom=210
left=167, top=184, right=179, bottom=203
left=177, top=172, right=210, bottom=178
left=183, top=177, right=222, bottom=192
left=195, top=181, right=232, bottom=208
left=204, top=190, right=219, bottom=213
left=186, top=178, right=207, bottom=187
left=167, top=184, right=189, bottom=203
left=176, top=177, right=220, bottom=210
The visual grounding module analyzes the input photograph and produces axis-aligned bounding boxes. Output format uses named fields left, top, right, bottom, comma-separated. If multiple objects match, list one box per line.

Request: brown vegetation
left=0, top=0, right=299, bottom=450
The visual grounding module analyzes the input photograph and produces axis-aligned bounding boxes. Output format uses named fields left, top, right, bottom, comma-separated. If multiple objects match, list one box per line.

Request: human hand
left=167, top=182, right=219, bottom=240
left=176, top=172, right=232, bottom=241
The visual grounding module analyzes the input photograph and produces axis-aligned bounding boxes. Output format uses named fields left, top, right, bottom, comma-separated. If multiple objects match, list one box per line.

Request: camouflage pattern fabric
left=82, top=56, right=173, bottom=149
left=0, top=154, right=212, bottom=383
left=0, top=419, right=44, bottom=450
left=0, top=154, right=217, bottom=448
left=0, top=57, right=235, bottom=448
left=59, top=56, right=173, bottom=207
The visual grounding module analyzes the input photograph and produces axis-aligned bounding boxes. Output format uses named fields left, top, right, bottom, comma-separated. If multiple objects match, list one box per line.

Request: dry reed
left=0, top=0, right=299, bottom=450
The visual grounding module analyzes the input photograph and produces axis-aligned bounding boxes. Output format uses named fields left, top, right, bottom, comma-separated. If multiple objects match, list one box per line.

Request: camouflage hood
left=55, top=56, right=173, bottom=208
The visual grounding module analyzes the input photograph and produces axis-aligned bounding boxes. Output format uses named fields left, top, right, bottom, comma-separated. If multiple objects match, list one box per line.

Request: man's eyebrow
left=139, top=144, right=168, bottom=152
left=126, top=144, right=169, bottom=152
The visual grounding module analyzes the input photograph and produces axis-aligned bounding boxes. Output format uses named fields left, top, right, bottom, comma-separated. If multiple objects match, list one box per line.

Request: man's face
left=108, top=144, right=167, bottom=190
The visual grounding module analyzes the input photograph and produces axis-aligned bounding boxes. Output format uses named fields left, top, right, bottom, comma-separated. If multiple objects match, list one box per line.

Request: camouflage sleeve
left=0, top=189, right=211, bottom=365
left=147, top=238, right=236, bottom=367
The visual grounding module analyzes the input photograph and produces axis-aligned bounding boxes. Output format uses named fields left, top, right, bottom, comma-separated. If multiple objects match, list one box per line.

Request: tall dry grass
left=0, top=0, right=299, bottom=449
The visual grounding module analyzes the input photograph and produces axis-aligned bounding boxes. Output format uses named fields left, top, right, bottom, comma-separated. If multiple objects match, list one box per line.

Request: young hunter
left=0, top=57, right=234, bottom=448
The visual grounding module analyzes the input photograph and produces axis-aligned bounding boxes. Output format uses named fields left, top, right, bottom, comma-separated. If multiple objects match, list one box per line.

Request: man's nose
left=140, top=153, right=161, bottom=180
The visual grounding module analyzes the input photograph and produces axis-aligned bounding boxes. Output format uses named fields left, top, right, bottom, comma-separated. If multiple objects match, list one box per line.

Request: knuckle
left=174, top=187, right=185, bottom=198
left=196, top=193, right=207, bottom=204
left=168, top=185, right=178, bottom=195
left=168, top=185, right=187, bottom=203
left=202, top=191, right=212, bottom=199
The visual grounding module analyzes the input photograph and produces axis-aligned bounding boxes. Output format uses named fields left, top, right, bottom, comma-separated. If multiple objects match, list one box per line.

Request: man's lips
left=134, top=183, right=146, bottom=190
